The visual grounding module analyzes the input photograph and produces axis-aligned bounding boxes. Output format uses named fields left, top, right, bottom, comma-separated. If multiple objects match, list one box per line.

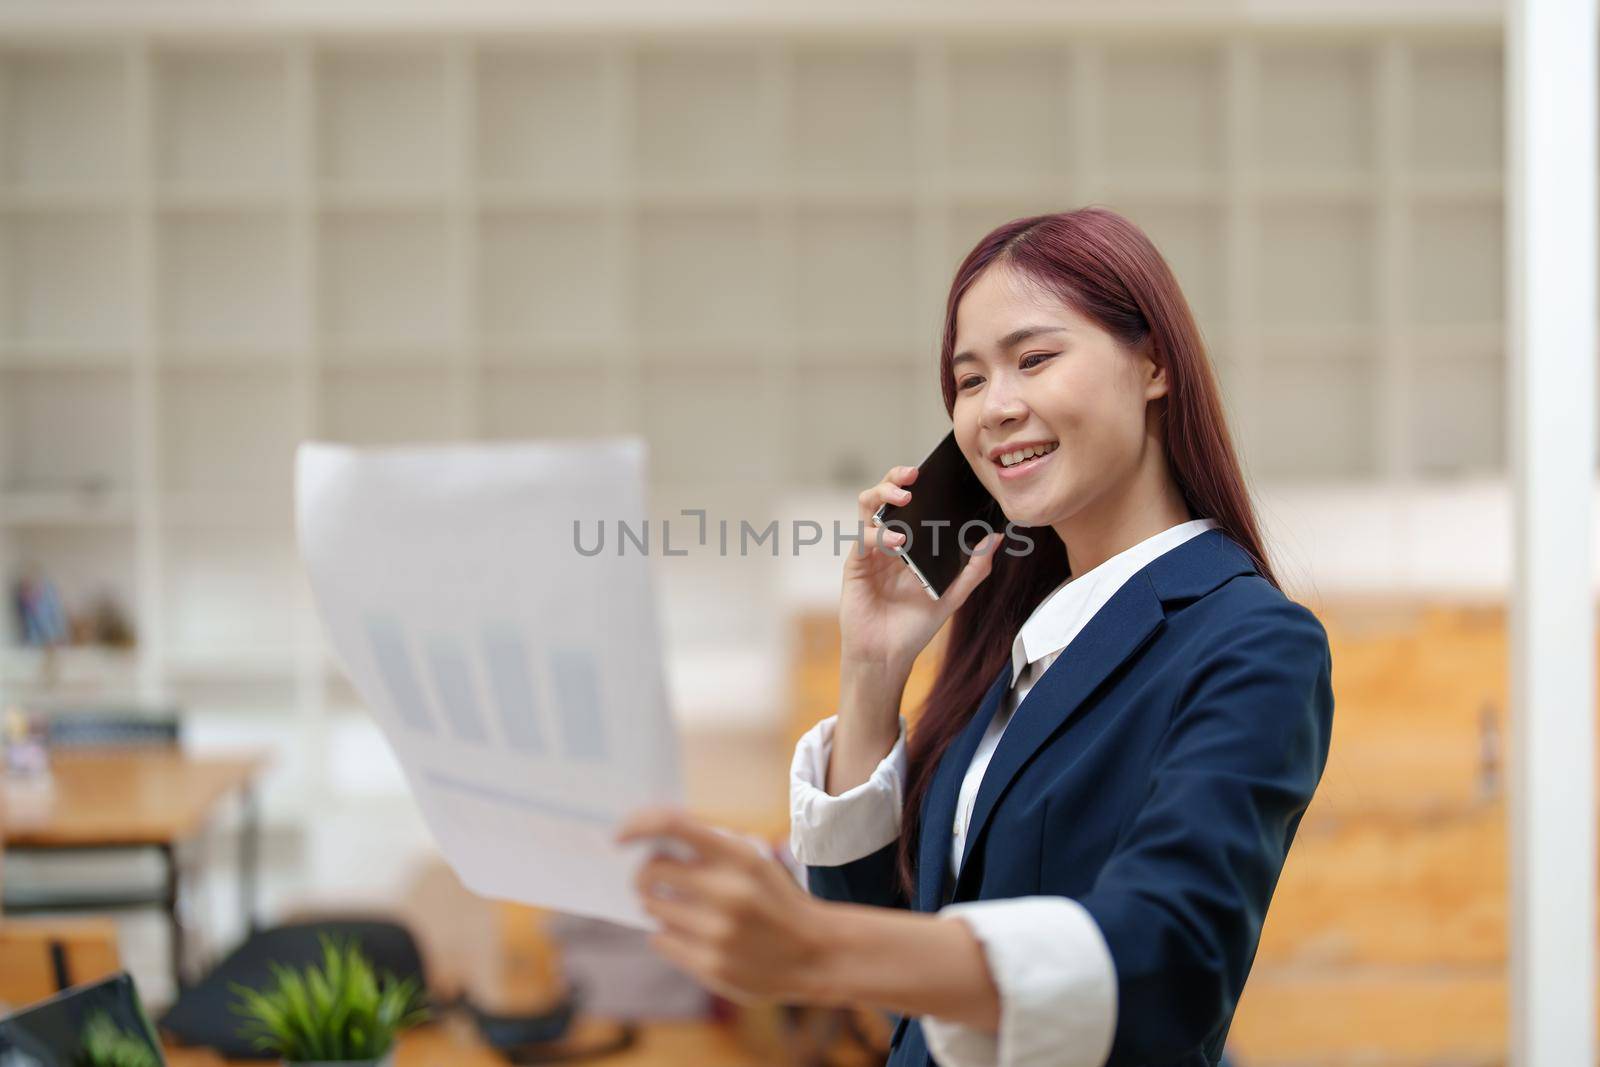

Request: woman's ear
left=1138, top=340, right=1169, bottom=401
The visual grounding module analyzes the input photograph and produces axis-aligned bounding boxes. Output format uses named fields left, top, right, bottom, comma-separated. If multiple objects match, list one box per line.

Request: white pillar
left=1507, top=1, right=1598, bottom=1065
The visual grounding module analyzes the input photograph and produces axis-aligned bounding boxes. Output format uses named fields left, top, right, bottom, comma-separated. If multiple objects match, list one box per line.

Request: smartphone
left=871, top=431, right=1004, bottom=600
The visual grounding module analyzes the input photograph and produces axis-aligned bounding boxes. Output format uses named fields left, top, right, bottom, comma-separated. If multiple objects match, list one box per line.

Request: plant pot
left=283, top=1053, right=395, bottom=1067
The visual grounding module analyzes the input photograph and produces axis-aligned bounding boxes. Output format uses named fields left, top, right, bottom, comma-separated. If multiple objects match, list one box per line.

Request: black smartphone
left=871, top=431, right=1004, bottom=600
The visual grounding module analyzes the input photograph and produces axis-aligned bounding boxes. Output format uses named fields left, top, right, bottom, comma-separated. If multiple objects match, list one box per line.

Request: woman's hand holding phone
left=828, top=465, right=1002, bottom=791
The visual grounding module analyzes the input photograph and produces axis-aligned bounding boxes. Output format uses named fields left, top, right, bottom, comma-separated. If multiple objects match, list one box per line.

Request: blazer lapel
left=948, top=528, right=1259, bottom=902
left=916, top=659, right=1013, bottom=913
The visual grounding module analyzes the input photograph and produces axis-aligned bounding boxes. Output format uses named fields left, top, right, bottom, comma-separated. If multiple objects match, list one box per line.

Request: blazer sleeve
left=1075, top=597, right=1335, bottom=1065
left=791, top=714, right=913, bottom=911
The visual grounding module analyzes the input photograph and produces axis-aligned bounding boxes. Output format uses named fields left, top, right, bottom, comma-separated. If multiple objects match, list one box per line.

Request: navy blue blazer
left=805, top=528, right=1335, bottom=1067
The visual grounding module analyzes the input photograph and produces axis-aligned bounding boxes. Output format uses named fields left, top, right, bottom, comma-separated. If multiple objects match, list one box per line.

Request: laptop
left=0, top=972, right=164, bottom=1066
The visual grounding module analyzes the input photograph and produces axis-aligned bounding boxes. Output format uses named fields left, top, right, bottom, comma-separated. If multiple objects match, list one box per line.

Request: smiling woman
left=620, top=208, right=1334, bottom=1067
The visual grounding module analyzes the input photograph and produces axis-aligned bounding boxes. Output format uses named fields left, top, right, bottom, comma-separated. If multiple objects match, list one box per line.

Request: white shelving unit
left=0, top=29, right=1508, bottom=813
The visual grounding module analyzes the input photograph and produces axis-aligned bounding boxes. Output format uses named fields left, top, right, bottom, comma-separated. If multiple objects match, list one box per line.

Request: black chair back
left=159, top=918, right=426, bottom=1059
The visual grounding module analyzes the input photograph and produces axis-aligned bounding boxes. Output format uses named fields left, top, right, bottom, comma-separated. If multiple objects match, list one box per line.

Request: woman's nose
left=980, top=377, right=1028, bottom=429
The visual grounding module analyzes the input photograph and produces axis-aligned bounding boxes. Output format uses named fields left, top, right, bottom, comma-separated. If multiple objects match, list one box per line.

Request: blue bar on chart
left=549, top=647, right=608, bottom=761
left=365, top=616, right=437, bottom=735
left=482, top=623, right=547, bottom=753
left=425, top=635, right=490, bottom=744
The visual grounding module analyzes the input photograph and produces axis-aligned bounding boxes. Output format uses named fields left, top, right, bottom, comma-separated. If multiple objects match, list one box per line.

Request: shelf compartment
left=0, top=526, right=138, bottom=650
left=1102, top=44, right=1224, bottom=180
left=788, top=365, right=912, bottom=489
left=792, top=46, right=915, bottom=184
left=1256, top=201, right=1377, bottom=328
left=637, top=207, right=777, bottom=347
left=316, top=47, right=451, bottom=192
left=160, top=345, right=295, bottom=371
left=1105, top=199, right=1228, bottom=334
left=0, top=644, right=139, bottom=689
left=1410, top=201, right=1503, bottom=326
left=1255, top=44, right=1375, bottom=178
left=1253, top=354, right=1379, bottom=480
left=480, top=366, right=614, bottom=441
left=477, top=208, right=624, bottom=347
left=479, top=341, right=615, bottom=371
left=161, top=526, right=300, bottom=660
left=945, top=196, right=1074, bottom=273
left=476, top=48, right=620, bottom=190
left=945, top=46, right=1070, bottom=182
left=3, top=211, right=134, bottom=348
left=635, top=47, right=772, bottom=187
left=0, top=367, right=134, bottom=496
left=319, top=208, right=453, bottom=349
left=159, top=209, right=296, bottom=349
left=640, top=365, right=773, bottom=485
left=1410, top=346, right=1503, bottom=476
left=167, top=673, right=302, bottom=715
left=796, top=206, right=917, bottom=348
left=0, top=345, right=133, bottom=372
left=161, top=366, right=299, bottom=495
left=162, top=491, right=287, bottom=529
left=1408, top=43, right=1502, bottom=175
left=154, top=47, right=292, bottom=192
left=319, top=344, right=460, bottom=371
left=0, top=488, right=133, bottom=527
left=319, top=367, right=462, bottom=444
left=165, top=647, right=305, bottom=681
left=2, top=48, right=130, bottom=190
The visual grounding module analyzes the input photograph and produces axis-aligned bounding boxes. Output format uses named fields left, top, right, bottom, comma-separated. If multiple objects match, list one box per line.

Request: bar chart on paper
left=294, top=438, right=682, bottom=928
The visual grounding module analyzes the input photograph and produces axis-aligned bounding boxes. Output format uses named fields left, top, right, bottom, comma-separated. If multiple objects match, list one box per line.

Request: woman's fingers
left=855, top=466, right=920, bottom=560
left=857, top=466, right=918, bottom=525
left=616, top=807, right=762, bottom=870
left=648, top=928, right=728, bottom=994
left=640, top=884, right=727, bottom=940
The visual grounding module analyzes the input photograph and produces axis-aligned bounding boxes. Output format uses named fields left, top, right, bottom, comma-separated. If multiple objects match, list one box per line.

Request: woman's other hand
left=616, top=807, right=834, bottom=1006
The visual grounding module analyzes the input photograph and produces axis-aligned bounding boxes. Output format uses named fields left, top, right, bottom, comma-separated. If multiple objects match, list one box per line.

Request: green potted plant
left=229, top=934, right=428, bottom=1067
left=79, top=1010, right=162, bottom=1067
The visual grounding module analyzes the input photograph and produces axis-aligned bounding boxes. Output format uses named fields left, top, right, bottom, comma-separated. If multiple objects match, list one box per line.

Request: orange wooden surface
left=0, top=917, right=122, bottom=1006
left=2, top=749, right=266, bottom=848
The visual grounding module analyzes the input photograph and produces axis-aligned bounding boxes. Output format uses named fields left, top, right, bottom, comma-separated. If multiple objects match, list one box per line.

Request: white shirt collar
left=1009, top=517, right=1220, bottom=682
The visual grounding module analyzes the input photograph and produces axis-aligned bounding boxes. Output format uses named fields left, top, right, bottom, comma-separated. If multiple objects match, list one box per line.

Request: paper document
left=295, top=438, right=682, bottom=929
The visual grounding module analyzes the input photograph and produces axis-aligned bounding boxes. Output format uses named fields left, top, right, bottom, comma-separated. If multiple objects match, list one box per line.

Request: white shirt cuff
left=922, top=897, right=1117, bottom=1067
left=788, top=714, right=907, bottom=867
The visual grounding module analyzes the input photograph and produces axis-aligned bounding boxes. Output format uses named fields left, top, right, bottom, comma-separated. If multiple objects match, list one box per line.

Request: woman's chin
left=997, top=488, right=1075, bottom=533
left=997, top=502, right=1055, bottom=531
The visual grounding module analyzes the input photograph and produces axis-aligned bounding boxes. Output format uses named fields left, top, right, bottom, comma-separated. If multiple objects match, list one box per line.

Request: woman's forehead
left=955, top=265, right=1081, bottom=350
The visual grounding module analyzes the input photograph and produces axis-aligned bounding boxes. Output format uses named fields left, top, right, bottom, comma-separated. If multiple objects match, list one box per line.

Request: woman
left=617, top=207, right=1335, bottom=1067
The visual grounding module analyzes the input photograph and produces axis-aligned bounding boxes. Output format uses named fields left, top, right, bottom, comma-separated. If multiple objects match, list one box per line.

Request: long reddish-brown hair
left=894, top=206, right=1278, bottom=901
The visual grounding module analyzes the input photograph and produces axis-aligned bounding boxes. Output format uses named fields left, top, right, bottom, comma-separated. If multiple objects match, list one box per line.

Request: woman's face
left=950, top=263, right=1168, bottom=531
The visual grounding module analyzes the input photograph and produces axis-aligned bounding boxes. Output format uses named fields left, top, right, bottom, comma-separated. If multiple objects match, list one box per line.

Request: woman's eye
left=958, top=376, right=982, bottom=390
left=1020, top=352, right=1057, bottom=370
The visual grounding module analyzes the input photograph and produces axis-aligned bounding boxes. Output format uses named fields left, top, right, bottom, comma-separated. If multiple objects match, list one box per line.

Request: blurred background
left=0, top=0, right=1584, bottom=1065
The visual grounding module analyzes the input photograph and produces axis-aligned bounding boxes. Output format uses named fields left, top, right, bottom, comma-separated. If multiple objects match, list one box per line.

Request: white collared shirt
left=789, top=517, right=1219, bottom=1067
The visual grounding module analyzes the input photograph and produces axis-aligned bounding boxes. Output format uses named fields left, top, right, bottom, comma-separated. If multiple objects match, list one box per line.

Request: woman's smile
left=993, top=440, right=1060, bottom=481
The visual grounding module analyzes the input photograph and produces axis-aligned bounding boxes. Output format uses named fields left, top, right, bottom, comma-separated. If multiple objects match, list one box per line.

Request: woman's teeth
left=999, top=442, right=1059, bottom=468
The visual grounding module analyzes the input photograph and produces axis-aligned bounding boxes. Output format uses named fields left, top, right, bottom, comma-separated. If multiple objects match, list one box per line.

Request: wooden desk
left=2, top=748, right=267, bottom=991
left=165, top=1017, right=764, bottom=1067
